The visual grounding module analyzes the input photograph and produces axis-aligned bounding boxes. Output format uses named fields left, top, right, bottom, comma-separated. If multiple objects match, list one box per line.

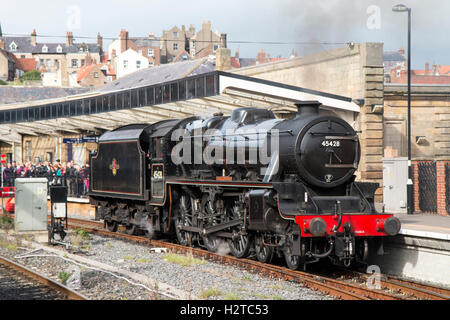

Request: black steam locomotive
left=89, top=101, right=400, bottom=269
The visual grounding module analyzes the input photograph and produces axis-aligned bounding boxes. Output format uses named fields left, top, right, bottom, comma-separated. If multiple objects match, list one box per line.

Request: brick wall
left=436, top=161, right=449, bottom=215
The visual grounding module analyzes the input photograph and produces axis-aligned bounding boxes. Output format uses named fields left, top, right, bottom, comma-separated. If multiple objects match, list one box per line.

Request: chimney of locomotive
left=295, top=101, right=321, bottom=116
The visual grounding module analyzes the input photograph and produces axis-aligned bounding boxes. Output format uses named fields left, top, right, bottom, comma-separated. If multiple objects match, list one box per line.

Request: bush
left=19, top=70, right=41, bottom=81
left=0, top=79, right=7, bottom=85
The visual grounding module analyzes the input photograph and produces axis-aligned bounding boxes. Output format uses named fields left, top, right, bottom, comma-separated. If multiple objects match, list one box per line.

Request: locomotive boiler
left=89, top=101, right=400, bottom=269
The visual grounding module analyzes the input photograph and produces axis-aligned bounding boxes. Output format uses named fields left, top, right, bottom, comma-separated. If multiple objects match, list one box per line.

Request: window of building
left=136, top=60, right=141, bottom=69
left=173, top=43, right=178, bottom=51
left=94, top=72, right=99, bottom=78
left=9, top=42, right=17, bottom=52
left=138, top=49, right=142, bottom=55
left=42, top=45, right=48, bottom=53
left=81, top=59, right=85, bottom=66
left=213, top=45, right=219, bottom=52
left=173, top=31, right=178, bottom=38
left=72, top=59, right=78, bottom=68
left=56, top=45, right=62, bottom=53
left=148, top=48, right=154, bottom=57
left=20, top=55, right=26, bottom=59
left=123, top=60, right=128, bottom=68
left=149, top=62, right=154, bottom=67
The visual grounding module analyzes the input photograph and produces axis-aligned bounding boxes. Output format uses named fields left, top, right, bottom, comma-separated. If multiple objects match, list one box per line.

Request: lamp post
left=393, top=4, right=413, bottom=215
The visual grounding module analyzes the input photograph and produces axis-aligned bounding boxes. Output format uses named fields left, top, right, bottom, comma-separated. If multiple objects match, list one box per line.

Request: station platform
left=396, top=213, right=450, bottom=241
left=368, top=212, right=450, bottom=288
left=396, top=214, right=450, bottom=241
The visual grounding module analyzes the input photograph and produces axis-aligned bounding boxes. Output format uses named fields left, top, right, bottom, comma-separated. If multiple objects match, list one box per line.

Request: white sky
left=1, top=0, right=447, bottom=69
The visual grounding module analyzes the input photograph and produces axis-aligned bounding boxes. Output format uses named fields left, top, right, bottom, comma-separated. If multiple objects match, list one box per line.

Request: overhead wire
left=1, top=32, right=350, bottom=46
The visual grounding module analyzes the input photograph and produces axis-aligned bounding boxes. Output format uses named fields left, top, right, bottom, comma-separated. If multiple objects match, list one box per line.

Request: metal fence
left=417, top=162, right=437, bottom=213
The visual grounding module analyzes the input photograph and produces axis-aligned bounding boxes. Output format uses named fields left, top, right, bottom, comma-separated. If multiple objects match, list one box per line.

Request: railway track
left=65, top=217, right=450, bottom=301
left=325, top=266, right=450, bottom=300
left=0, top=254, right=87, bottom=300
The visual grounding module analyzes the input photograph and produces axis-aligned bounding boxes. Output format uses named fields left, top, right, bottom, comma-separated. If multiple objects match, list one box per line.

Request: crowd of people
left=1, top=160, right=90, bottom=198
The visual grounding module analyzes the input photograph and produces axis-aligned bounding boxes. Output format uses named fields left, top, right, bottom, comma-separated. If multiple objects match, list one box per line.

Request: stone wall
left=232, top=43, right=385, bottom=200
left=384, top=85, right=450, bottom=160
left=21, top=133, right=97, bottom=165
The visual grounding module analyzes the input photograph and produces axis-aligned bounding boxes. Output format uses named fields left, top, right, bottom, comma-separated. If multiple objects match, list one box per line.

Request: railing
left=417, top=162, right=437, bottom=213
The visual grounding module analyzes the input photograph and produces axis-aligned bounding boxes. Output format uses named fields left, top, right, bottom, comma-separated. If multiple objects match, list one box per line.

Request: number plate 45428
left=321, top=140, right=341, bottom=147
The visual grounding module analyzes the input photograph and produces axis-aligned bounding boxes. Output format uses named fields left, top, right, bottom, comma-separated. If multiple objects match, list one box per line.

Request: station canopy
left=0, top=58, right=361, bottom=144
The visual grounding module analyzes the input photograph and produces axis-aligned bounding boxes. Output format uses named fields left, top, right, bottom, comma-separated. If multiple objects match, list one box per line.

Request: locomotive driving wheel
left=284, top=251, right=301, bottom=270
left=227, top=201, right=252, bottom=258
left=201, top=193, right=223, bottom=253
left=106, top=220, right=118, bottom=232
left=175, top=194, right=193, bottom=246
left=254, top=234, right=274, bottom=263
left=125, top=224, right=137, bottom=235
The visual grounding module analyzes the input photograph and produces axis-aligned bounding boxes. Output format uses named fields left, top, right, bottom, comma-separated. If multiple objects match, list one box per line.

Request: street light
left=392, top=4, right=413, bottom=215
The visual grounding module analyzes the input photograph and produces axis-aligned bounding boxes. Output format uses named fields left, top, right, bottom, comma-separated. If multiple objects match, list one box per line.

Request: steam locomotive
left=89, top=101, right=400, bottom=269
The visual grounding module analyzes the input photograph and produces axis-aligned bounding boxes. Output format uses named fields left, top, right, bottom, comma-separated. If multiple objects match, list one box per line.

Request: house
left=188, top=21, right=220, bottom=57
left=383, top=48, right=407, bottom=83
left=14, top=57, right=37, bottom=78
left=0, top=24, right=103, bottom=87
left=389, top=62, right=450, bottom=85
left=160, top=21, right=222, bottom=63
left=75, top=52, right=116, bottom=88
left=173, top=49, right=192, bottom=63
left=108, top=30, right=161, bottom=67
left=0, top=48, right=16, bottom=81
left=115, top=48, right=149, bottom=79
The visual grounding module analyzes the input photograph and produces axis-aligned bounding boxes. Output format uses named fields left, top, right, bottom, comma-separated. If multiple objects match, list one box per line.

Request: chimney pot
left=97, top=32, right=103, bottom=48
left=120, top=29, right=129, bottom=53
left=66, top=31, right=73, bottom=46
left=219, top=33, right=227, bottom=49
left=31, top=29, right=37, bottom=46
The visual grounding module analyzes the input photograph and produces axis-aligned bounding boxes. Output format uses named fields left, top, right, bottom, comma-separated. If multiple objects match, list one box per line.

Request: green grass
left=199, top=288, right=223, bottom=299
left=0, top=215, right=13, bottom=229
left=136, top=258, right=151, bottom=263
left=268, top=284, right=284, bottom=290
left=224, top=292, right=240, bottom=300
left=162, top=253, right=205, bottom=267
left=73, top=228, right=91, bottom=240
left=241, top=276, right=253, bottom=281
left=58, top=271, right=71, bottom=285
left=123, top=255, right=134, bottom=260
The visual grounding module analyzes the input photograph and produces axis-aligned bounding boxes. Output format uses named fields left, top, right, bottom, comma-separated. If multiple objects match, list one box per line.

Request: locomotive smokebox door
left=49, top=186, right=68, bottom=245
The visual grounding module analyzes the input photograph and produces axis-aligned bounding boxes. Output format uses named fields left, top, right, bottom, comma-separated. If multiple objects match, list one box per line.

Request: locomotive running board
left=167, top=180, right=273, bottom=188
left=180, top=219, right=243, bottom=235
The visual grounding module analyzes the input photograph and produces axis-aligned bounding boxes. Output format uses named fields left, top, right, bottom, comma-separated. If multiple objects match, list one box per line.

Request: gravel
left=0, top=231, right=334, bottom=300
